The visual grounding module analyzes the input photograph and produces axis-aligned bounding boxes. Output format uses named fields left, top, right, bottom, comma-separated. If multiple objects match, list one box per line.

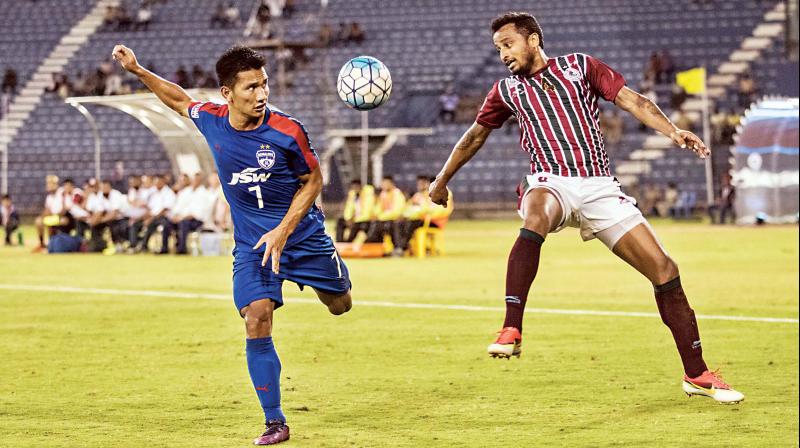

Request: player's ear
left=220, top=85, right=232, bottom=102
left=527, top=32, right=539, bottom=49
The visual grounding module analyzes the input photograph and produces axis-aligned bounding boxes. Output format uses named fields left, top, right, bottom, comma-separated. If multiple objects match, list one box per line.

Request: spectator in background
left=659, top=50, right=674, bottom=83
left=335, top=22, right=350, bottom=45
left=104, top=69, right=123, bottom=95
left=207, top=173, right=231, bottom=231
left=46, top=73, right=72, bottom=98
left=643, top=51, right=662, bottom=83
left=366, top=176, right=406, bottom=247
left=349, top=22, right=365, bottom=44
left=171, top=173, right=209, bottom=254
left=116, top=5, right=133, bottom=31
left=737, top=72, right=758, bottom=108
left=210, top=1, right=228, bottom=28
left=336, top=179, right=367, bottom=242
left=640, top=183, right=662, bottom=217
left=670, top=83, right=687, bottom=111
left=674, top=190, right=697, bottom=219
left=33, top=175, right=62, bottom=252
left=224, top=1, right=241, bottom=26
left=85, top=180, right=128, bottom=252
left=139, top=174, right=176, bottom=253
left=672, top=108, right=694, bottom=132
left=601, top=109, right=624, bottom=151
left=2, top=68, right=17, bottom=94
left=709, top=174, right=736, bottom=224
left=1, top=194, right=20, bottom=246
left=103, top=5, right=118, bottom=30
left=133, top=3, right=153, bottom=31
left=318, top=23, right=333, bottom=47
left=173, top=65, right=190, bottom=88
left=438, top=85, right=460, bottom=123
left=656, top=182, right=679, bottom=218
left=127, top=174, right=155, bottom=250
left=393, top=175, right=431, bottom=255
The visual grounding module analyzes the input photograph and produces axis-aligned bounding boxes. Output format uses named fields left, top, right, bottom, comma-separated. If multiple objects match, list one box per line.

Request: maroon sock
left=502, top=228, right=544, bottom=332
left=654, top=277, right=708, bottom=378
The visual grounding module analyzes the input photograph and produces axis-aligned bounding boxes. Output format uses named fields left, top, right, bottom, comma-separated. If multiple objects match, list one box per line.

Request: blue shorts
left=232, top=230, right=351, bottom=313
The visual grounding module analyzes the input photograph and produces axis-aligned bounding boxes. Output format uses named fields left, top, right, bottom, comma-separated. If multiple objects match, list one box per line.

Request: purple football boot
left=253, top=420, right=290, bottom=445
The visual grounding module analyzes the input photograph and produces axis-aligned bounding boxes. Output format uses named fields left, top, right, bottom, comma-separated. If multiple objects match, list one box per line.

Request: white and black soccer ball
left=336, top=56, right=392, bottom=111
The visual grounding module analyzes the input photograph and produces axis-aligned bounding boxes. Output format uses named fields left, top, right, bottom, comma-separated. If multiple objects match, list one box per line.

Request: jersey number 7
left=248, top=186, right=264, bottom=209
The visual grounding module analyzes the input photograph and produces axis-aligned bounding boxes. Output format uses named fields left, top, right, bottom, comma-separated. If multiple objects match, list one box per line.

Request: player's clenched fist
left=428, top=177, right=449, bottom=207
left=111, top=45, right=140, bottom=73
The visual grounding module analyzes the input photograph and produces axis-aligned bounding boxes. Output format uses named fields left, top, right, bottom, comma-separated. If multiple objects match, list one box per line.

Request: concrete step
left=19, top=87, right=44, bottom=97
left=741, top=37, right=771, bottom=50
left=753, top=23, right=784, bottom=38
left=708, top=74, right=737, bottom=86
left=615, top=161, right=652, bottom=175
left=61, top=35, right=89, bottom=45
left=27, top=80, right=50, bottom=89
left=6, top=111, right=30, bottom=121
left=32, top=73, right=54, bottom=82
left=730, top=49, right=760, bottom=62
left=717, top=61, right=749, bottom=75
left=630, top=149, right=666, bottom=160
left=643, top=134, right=673, bottom=149
left=11, top=98, right=39, bottom=108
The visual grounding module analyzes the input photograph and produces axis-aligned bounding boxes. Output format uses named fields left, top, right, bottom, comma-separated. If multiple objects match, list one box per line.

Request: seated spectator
left=206, top=173, right=231, bottom=231
left=210, top=1, right=228, bottom=28
left=33, top=175, right=62, bottom=252
left=335, top=22, right=350, bottom=45
left=171, top=173, right=210, bottom=254
left=670, top=83, right=687, bottom=111
left=318, top=23, right=333, bottom=47
left=640, top=183, right=662, bottom=217
left=601, top=109, right=624, bottom=151
left=138, top=174, right=176, bottom=253
left=336, top=179, right=376, bottom=242
left=349, top=22, right=365, bottom=44
left=85, top=180, right=128, bottom=252
left=127, top=174, right=156, bottom=250
left=224, top=1, right=241, bottom=26
left=393, top=176, right=431, bottom=254
left=1, top=194, right=20, bottom=246
left=133, top=4, right=153, bottom=31
left=673, top=190, right=697, bottom=219
left=116, top=5, right=133, bottom=31
left=439, top=85, right=459, bottom=123
left=366, top=176, right=406, bottom=247
left=102, top=5, right=118, bottom=30
left=656, top=183, right=679, bottom=218
left=173, top=65, right=190, bottom=89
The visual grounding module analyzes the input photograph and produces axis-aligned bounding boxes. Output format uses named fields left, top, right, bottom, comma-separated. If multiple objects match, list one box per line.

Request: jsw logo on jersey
left=228, top=167, right=272, bottom=185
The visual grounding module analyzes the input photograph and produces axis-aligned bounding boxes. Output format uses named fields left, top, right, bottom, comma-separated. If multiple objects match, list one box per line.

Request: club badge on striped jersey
left=541, top=79, right=556, bottom=92
left=563, top=67, right=581, bottom=81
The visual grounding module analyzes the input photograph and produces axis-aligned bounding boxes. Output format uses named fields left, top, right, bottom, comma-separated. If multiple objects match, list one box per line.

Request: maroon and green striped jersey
left=476, top=53, right=626, bottom=177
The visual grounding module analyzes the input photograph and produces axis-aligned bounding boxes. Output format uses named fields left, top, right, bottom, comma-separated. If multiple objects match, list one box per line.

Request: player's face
left=493, top=24, right=538, bottom=76
left=416, top=179, right=430, bottom=192
left=226, top=67, right=269, bottom=119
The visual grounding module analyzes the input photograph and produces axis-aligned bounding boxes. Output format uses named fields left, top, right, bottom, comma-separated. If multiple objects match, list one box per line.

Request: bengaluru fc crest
left=257, top=146, right=276, bottom=170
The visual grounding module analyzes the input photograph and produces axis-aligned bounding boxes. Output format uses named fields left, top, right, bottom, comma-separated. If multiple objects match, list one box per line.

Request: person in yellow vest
left=335, top=179, right=375, bottom=242
left=366, top=175, right=405, bottom=245
left=394, top=175, right=453, bottom=254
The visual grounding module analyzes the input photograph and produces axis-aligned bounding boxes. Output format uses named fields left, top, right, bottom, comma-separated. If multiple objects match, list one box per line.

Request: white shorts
left=517, top=173, right=644, bottom=245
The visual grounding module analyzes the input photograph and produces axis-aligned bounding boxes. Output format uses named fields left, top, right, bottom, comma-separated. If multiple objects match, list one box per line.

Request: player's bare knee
left=522, top=215, right=550, bottom=236
left=328, top=296, right=351, bottom=315
left=653, top=256, right=679, bottom=285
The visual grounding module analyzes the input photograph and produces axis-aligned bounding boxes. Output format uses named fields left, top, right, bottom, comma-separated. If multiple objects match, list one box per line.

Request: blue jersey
left=188, top=102, right=325, bottom=253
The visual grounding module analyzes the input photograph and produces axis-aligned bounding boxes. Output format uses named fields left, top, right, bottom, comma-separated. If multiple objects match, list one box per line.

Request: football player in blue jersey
left=113, top=44, right=352, bottom=446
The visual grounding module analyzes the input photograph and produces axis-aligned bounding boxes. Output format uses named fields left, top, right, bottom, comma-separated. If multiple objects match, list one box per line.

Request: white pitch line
left=0, top=284, right=797, bottom=324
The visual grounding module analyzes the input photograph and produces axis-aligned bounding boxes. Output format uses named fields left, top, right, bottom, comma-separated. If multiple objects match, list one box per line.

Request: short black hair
left=382, top=175, right=394, bottom=182
left=215, top=46, right=267, bottom=88
left=416, top=175, right=431, bottom=181
left=491, top=12, right=544, bottom=49
left=63, top=178, right=74, bottom=185
left=2, top=194, right=10, bottom=200
left=350, top=179, right=362, bottom=185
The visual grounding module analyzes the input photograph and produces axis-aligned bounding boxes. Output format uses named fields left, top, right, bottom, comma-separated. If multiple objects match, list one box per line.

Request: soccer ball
left=336, top=56, right=392, bottom=111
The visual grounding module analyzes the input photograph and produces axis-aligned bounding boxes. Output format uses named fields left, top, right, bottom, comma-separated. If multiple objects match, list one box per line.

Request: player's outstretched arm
left=614, top=86, right=709, bottom=159
left=111, top=45, right=194, bottom=118
left=253, top=167, right=323, bottom=273
left=429, top=122, right=492, bottom=206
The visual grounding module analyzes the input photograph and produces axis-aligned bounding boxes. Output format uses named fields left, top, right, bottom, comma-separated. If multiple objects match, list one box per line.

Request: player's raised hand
left=111, top=45, right=140, bottom=73
left=669, top=129, right=710, bottom=159
left=428, top=177, right=449, bottom=207
left=253, top=227, right=290, bottom=274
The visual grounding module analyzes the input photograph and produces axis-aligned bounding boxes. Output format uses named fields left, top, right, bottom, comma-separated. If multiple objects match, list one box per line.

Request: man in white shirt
left=33, top=175, right=62, bottom=252
left=169, top=173, right=209, bottom=254
left=86, top=180, right=128, bottom=252
left=139, top=174, right=176, bottom=253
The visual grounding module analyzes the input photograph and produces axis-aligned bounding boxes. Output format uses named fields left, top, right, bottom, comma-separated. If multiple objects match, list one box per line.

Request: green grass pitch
left=1, top=220, right=797, bottom=447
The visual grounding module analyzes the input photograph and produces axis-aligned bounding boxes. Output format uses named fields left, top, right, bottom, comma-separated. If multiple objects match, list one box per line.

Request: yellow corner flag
left=675, top=67, right=706, bottom=95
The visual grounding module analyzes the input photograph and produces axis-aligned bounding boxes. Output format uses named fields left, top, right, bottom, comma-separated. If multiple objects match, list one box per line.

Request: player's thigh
left=521, top=188, right=563, bottom=235
left=611, top=222, right=678, bottom=285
